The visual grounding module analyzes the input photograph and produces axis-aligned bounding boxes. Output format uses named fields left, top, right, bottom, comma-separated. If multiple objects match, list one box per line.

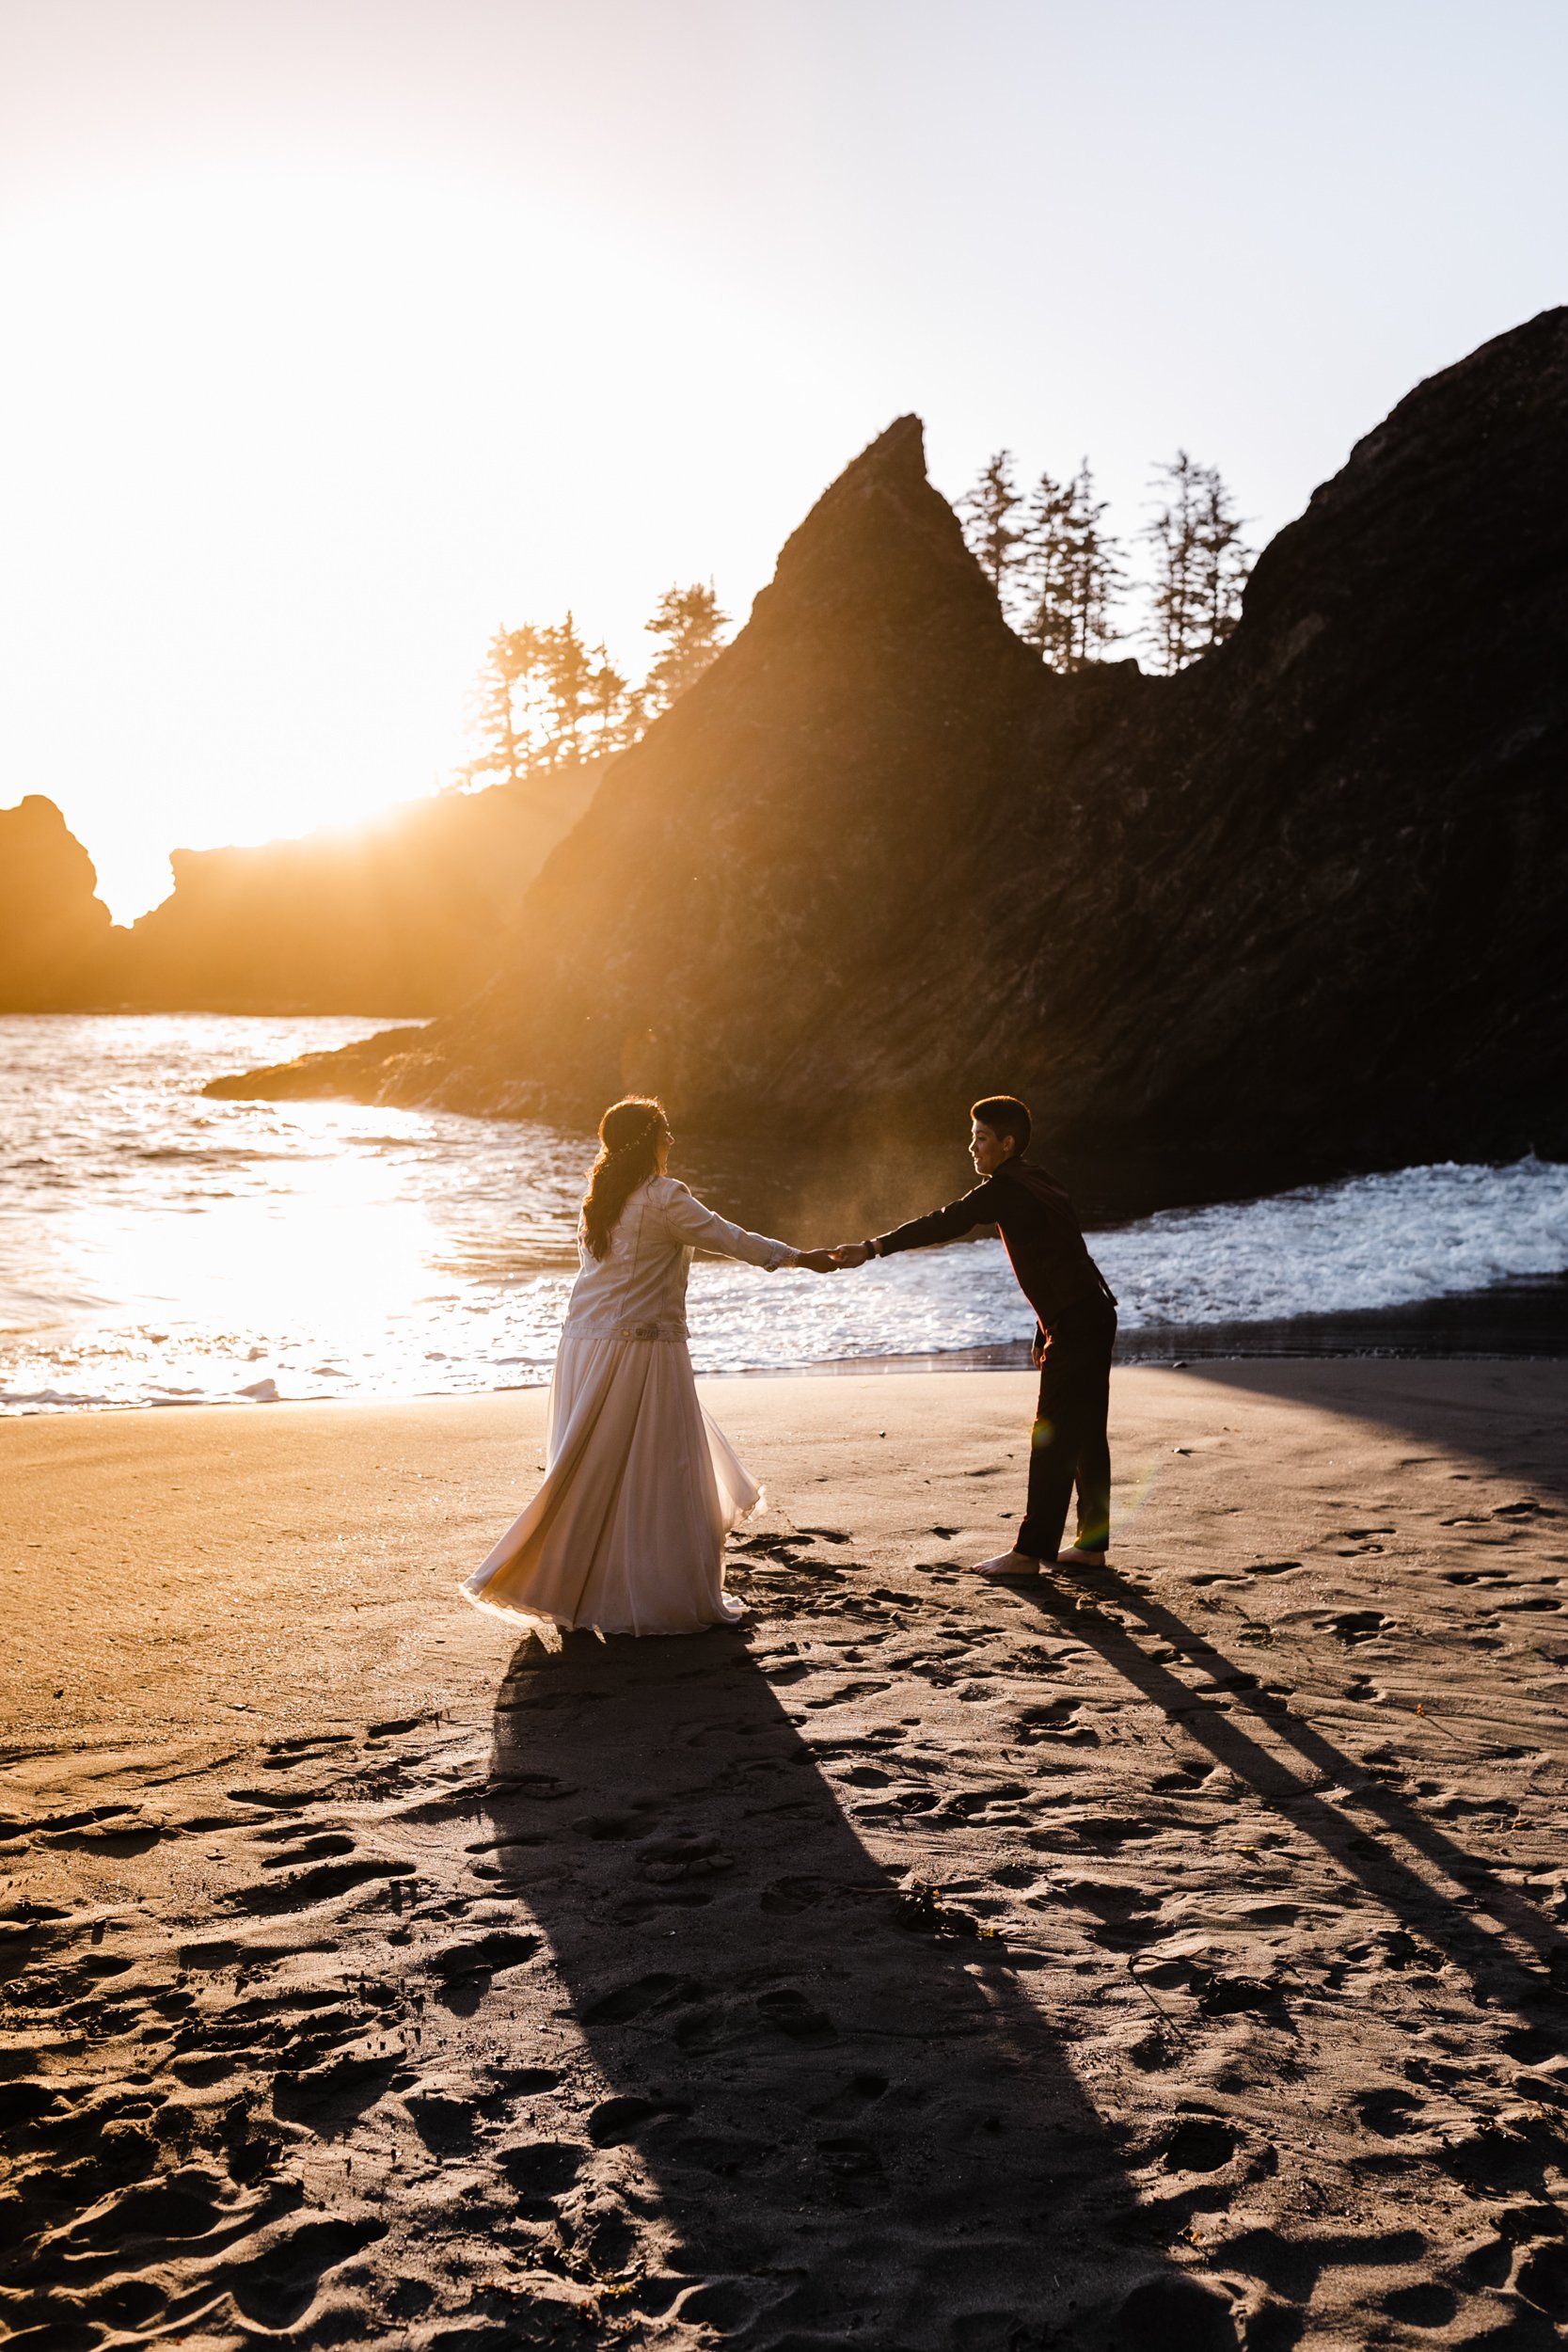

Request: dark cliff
left=211, top=313, right=1568, bottom=1201
left=0, top=796, right=114, bottom=1009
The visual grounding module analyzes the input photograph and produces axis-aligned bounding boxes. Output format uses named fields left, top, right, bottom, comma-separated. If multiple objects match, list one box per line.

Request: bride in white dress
left=463, top=1096, right=834, bottom=1637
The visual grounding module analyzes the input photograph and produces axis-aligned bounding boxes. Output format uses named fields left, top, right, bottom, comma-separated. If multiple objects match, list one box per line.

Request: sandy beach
left=5, top=1360, right=1568, bottom=2350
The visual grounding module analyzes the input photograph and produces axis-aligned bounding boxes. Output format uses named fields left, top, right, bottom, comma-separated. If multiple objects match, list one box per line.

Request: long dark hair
left=579, top=1096, right=669, bottom=1260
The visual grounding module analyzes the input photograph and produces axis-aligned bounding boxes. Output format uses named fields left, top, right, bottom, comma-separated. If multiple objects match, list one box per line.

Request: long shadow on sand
left=481, top=1627, right=1236, bottom=2352
left=1016, top=1565, right=1568, bottom=2019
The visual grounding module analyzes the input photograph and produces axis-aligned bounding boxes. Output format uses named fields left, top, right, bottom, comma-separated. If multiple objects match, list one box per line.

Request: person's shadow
left=1014, top=1563, right=1568, bottom=2020
left=475, top=1626, right=1240, bottom=2352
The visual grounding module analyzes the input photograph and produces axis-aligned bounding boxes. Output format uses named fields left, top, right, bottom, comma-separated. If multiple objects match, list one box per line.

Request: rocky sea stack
left=0, top=796, right=113, bottom=1009
left=213, top=310, right=1568, bottom=1203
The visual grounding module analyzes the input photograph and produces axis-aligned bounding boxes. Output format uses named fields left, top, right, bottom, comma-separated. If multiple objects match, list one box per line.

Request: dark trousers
left=1017, top=1297, right=1117, bottom=1561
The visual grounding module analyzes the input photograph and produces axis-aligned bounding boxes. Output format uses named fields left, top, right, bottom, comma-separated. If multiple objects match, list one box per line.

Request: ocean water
left=2, top=1014, right=1566, bottom=1414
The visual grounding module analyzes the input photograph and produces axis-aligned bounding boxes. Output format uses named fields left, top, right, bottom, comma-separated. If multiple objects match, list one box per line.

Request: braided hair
left=579, top=1096, right=670, bottom=1260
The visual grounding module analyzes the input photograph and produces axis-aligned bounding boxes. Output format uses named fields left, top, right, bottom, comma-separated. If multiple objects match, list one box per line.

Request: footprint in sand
left=258, top=1832, right=356, bottom=1868
left=37, top=1814, right=165, bottom=1856
left=1355, top=2087, right=1427, bottom=2137
left=580, top=1970, right=703, bottom=2026
left=587, top=2092, right=679, bottom=2145
left=804, top=1678, right=893, bottom=1710
left=223, top=2215, right=388, bottom=2332
left=810, top=2071, right=890, bottom=2119
left=1380, top=2283, right=1459, bottom=2328
left=1016, top=1699, right=1100, bottom=1745
left=762, top=1657, right=818, bottom=1687
left=226, top=1783, right=338, bottom=1813
left=1053, top=1875, right=1160, bottom=1932
left=1323, top=1610, right=1394, bottom=1645
left=570, top=1809, right=644, bottom=1840
left=1162, top=2116, right=1237, bottom=2172
left=401, top=2087, right=479, bottom=2156
left=275, top=2037, right=405, bottom=2121
left=232, top=1856, right=415, bottom=1915
left=428, top=1929, right=540, bottom=2011
left=1514, top=2241, right=1568, bottom=2319
left=989, top=1862, right=1040, bottom=1892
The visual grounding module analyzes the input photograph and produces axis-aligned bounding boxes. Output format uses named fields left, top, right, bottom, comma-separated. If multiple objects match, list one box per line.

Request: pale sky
left=2, top=0, right=1564, bottom=920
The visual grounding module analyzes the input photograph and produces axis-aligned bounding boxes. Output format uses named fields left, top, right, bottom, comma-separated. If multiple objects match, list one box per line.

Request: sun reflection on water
left=4, top=1016, right=1565, bottom=1414
left=0, top=1017, right=589, bottom=1409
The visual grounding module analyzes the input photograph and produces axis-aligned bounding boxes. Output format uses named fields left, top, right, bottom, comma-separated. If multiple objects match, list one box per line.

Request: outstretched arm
left=656, top=1179, right=825, bottom=1271
left=833, top=1178, right=1002, bottom=1266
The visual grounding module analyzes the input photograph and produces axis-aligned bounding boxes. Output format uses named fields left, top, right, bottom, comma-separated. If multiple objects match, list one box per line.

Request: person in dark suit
left=832, top=1096, right=1117, bottom=1578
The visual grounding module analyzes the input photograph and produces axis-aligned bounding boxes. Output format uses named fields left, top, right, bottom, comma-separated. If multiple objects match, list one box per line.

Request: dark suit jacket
left=871, top=1157, right=1116, bottom=1338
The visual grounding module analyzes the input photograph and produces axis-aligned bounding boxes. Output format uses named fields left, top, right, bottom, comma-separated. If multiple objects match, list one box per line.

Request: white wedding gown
left=462, top=1175, right=799, bottom=1636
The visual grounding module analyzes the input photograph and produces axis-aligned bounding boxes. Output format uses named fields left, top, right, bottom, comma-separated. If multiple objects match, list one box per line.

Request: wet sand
left=4, top=1362, right=1568, bottom=2349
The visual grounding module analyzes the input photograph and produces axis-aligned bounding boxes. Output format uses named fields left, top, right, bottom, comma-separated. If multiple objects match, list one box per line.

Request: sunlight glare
left=0, top=159, right=839, bottom=920
left=67, top=1102, right=445, bottom=1349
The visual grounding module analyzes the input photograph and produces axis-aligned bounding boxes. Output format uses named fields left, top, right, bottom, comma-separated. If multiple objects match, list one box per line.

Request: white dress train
left=462, top=1174, right=798, bottom=1636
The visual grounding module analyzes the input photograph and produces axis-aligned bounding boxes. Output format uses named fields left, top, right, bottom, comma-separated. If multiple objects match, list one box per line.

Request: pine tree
left=540, top=612, right=594, bottom=763
left=460, top=572, right=731, bottom=788
left=1194, top=467, right=1252, bottom=651
left=1017, top=469, right=1075, bottom=668
left=464, top=624, right=547, bottom=787
left=465, top=614, right=646, bottom=784
left=588, top=644, right=635, bottom=755
left=1063, top=462, right=1126, bottom=669
left=1143, top=452, right=1207, bottom=675
left=1018, top=461, right=1124, bottom=672
left=1143, top=453, right=1252, bottom=673
left=959, top=450, right=1023, bottom=607
left=644, top=582, right=730, bottom=715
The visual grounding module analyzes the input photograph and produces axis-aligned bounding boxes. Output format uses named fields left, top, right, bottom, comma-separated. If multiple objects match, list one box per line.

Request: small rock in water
left=238, top=1377, right=278, bottom=1402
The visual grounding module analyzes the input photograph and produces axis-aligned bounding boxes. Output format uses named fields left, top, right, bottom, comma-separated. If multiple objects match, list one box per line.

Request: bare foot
left=970, top=1549, right=1041, bottom=1581
left=1054, top=1546, right=1109, bottom=1570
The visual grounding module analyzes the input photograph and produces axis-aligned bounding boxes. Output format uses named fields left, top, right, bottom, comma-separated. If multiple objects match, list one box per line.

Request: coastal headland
left=7, top=1362, right=1568, bottom=2347
left=204, top=309, right=1568, bottom=1202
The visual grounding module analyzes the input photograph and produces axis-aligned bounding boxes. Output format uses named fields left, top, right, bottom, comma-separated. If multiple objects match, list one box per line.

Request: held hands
left=793, top=1244, right=875, bottom=1273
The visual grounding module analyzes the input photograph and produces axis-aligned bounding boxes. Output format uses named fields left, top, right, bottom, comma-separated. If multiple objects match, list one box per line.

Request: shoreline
left=8, top=1267, right=1566, bottom=1422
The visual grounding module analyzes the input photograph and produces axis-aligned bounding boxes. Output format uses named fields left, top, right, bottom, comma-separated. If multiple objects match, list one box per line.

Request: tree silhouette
left=589, top=645, right=637, bottom=755
left=465, top=625, right=547, bottom=787
left=959, top=450, right=1023, bottom=606
left=643, top=582, right=730, bottom=716
left=1193, top=466, right=1252, bottom=652
left=1017, top=469, right=1073, bottom=665
left=540, top=612, right=594, bottom=764
left=1018, top=461, right=1124, bottom=671
left=1143, top=452, right=1252, bottom=673
left=464, top=615, right=641, bottom=786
